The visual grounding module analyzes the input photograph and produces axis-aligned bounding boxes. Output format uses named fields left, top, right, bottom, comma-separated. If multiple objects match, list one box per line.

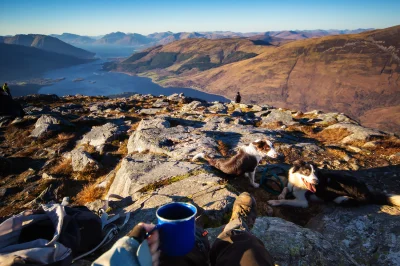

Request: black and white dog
left=192, top=139, right=278, bottom=188
left=268, top=160, right=400, bottom=208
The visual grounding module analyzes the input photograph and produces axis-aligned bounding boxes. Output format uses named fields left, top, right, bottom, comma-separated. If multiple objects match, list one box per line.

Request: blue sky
left=0, top=0, right=399, bottom=36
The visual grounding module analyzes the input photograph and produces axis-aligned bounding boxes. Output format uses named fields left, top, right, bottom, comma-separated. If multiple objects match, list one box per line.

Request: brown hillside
left=110, top=26, right=400, bottom=134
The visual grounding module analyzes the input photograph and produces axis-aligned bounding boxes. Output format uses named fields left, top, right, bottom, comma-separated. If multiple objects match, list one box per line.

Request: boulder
left=139, top=108, right=163, bottom=115
left=261, top=109, right=296, bottom=126
left=307, top=205, right=400, bottom=266
left=251, top=217, right=355, bottom=266
left=181, top=101, right=205, bottom=113
left=108, top=153, right=200, bottom=198
left=109, top=155, right=237, bottom=234
left=127, top=118, right=217, bottom=160
left=80, top=122, right=124, bottom=153
left=53, top=104, right=84, bottom=114
left=152, top=99, right=169, bottom=108
left=167, top=93, right=183, bottom=102
left=136, top=117, right=170, bottom=131
left=251, top=105, right=264, bottom=112
left=314, top=112, right=353, bottom=125
left=208, top=103, right=227, bottom=114
left=323, top=123, right=385, bottom=144
left=70, top=149, right=101, bottom=172
left=31, top=115, right=72, bottom=138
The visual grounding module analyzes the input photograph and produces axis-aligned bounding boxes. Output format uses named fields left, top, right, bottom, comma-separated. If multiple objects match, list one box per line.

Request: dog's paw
left=252, top=182, right=260, bottom=188
left=278, top=194, right=286, bottom=200
left=268, top=200, right=281, bottom=206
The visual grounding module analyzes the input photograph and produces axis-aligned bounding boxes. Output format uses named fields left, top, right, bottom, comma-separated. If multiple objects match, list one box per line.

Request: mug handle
left=145, top=224, right=163, bottom=239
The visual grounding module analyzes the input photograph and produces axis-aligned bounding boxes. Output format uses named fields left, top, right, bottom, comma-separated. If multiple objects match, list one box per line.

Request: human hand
left=127, top=223, right=160, bottom=266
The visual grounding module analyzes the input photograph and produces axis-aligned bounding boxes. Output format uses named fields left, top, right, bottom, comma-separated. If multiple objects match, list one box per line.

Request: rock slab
left=307, top=205, right=400, bottom=266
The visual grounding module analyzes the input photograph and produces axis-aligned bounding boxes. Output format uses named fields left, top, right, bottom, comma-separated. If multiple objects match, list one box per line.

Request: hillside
left=104, top=38, right=271, bottom=74
left=0, top=94, right=399, bottom=264
left=109, top=25, right=400, bottom=134
left=2, top=34, right=95, bottom=59
left=0, top=43, right=89, bottom=80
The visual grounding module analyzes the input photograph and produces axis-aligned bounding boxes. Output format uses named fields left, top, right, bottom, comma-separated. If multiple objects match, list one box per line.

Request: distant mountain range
left=0, top=43, right=89, bottom=80
left=0, top=34, right=95, bottom=59
left=107, top=25, right=400, bottom=134
left=50, top=29, right=374, bottom=47
left=50, top=33, right=97, bottom=45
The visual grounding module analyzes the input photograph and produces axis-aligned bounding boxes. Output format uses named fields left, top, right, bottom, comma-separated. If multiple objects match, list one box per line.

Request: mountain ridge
left=1, top=34, right=95, bottom=59
left=50, top=33, right=96, bottom=45
left=49, top=28, right=374, bottom=47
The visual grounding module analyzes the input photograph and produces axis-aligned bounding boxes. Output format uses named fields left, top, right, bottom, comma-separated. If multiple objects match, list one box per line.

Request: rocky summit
left=1, top=93, right=400, bottom=265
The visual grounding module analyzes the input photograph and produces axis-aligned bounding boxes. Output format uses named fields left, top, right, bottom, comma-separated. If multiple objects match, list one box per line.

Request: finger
left=149, top=236, right=160, bottom=254
left=142, top=223, right=156, bottom=232
left=147, top=231, right=159, bottom=253
left=152, top=250, right=161, bottom=266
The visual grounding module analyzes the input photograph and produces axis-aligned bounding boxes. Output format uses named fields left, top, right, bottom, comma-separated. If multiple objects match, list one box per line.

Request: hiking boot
left=229, top=192, right=257, bottom=230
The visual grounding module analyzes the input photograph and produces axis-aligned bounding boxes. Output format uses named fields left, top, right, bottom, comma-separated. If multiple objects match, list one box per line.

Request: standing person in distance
left=2, top=83, right=11, bottom=98
left=235, top=92, right=241, bottom=104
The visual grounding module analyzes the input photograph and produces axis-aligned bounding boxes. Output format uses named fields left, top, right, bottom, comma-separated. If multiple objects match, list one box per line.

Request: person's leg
left=210, top=192, right=274, bottom=266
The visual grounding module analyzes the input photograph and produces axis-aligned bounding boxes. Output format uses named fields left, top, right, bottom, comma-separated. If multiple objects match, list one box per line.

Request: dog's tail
left=371, top=192, right=400, bottom=207
left=192, top=153, right=207, bottom=162
left=192, top=152, right=216, bottom=165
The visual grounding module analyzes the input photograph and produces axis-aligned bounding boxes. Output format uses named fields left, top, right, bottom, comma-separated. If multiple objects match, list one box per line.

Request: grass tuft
left=51, top=159, right=73, bottom=176
left=75, top=184, right=105, bottom=205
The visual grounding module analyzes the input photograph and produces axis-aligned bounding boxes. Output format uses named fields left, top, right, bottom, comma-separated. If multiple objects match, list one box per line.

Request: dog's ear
left=292, top=160, right=304, bottom=172
left=252, top=140, right=266, bottom=149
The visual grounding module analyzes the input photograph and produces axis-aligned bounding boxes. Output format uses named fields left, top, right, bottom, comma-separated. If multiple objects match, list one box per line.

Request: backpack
left=0, top=202, right=130, bottom=265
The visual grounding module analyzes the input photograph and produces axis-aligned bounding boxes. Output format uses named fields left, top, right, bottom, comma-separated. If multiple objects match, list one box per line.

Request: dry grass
left=317, top=128, right=351, bottom=143
left=366, top=137, right=400, bottom=157
left=258, top=121, right=283, bottom=130
left=217, top=140, right=230, bottom=157
left=75, top=184, right=105, bottom=205
left=5, top=126, right=32, bottom=148
left=326, top=147, right=348, bottom=159
left=57, top=133, right=76, bottom=141
left=117, top=139, right=129, bottom=156
left=51, top=159, right=73, bottom=176
left=79, top=144, right=97, bottom=154
left=286, top=125, right=317, bottom=136
left=73, top=166, right=103, bottom=181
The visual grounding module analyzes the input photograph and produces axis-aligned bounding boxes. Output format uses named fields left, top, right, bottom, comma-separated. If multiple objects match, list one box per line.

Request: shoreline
left=8, top=78, right=66, bottom=97
left=110, top=69, right=232, bottom=102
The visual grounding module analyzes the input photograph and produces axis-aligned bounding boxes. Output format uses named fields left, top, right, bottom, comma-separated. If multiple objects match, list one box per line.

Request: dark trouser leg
left=210, top=219, right=274, bottom=266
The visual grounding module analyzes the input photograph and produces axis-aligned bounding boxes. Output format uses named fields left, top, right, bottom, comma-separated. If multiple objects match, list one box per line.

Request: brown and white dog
left=192, top=139, right=278, bottom=188
left=268, top=160, right=400, bottom=208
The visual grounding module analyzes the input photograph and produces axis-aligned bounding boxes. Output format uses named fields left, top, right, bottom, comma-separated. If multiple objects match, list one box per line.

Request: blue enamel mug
left=153, top=202, right=197, bottom=256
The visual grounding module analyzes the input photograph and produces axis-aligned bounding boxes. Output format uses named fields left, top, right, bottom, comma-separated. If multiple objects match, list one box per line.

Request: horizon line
left=1, top=26, right=385, bottom=37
